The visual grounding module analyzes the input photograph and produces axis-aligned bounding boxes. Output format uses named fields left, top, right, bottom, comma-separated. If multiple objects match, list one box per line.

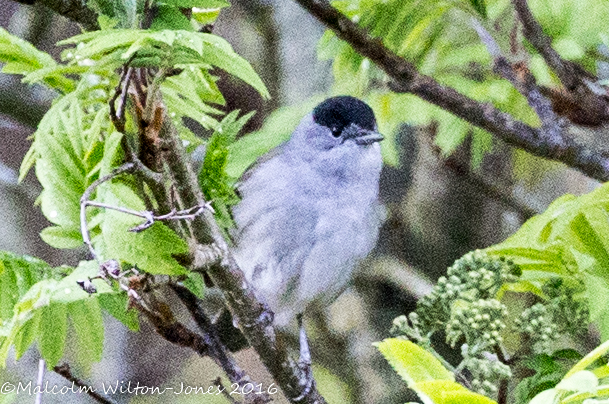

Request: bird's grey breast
left=232, top=143, right=381, bottom=326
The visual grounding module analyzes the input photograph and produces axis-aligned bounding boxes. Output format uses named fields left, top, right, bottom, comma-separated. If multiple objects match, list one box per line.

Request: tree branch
left=54, top=363, right=120, bottom=404
left=511, top=0, right=579, bottom=91
left=170, top=283, right=271, bottom=404
left=10, top=0, right=99, bottom=31
left=292, top=0, right=609, bottom=182
left=471, top=18, right=564, bottom=144
left=152, top=102, right=327, bottom=403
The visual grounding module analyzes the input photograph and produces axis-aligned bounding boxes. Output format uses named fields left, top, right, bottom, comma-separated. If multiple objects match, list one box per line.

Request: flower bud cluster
left=514, top=303, right=557, bottom=353
left=446, top=250, right=521, bottom=299
left=446, top=299, right=508, bottom=349
left=464, top=356, right=512, bottom=396
left=412, top=250, right=519, bottom=336
left=391, top=250, right=521, bottom=399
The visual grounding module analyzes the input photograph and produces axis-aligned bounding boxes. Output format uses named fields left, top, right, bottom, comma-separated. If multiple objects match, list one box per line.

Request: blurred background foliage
left=0, top=0, right=607, bottom=403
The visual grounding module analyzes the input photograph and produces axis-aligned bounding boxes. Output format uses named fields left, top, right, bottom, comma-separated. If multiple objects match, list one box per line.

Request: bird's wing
left=234, top=143, right=286, bottom=198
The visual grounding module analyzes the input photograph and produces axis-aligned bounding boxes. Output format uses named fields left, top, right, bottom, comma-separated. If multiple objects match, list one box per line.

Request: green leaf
left=98, top=294, right=139, bottom=331
left=151, top=6, right=194, bottom=31
left=0, top=260, right=124, bottom=368
left=162, top=67, right=225, bottom=134
left=183, top=272, right=205, bottom=299
left=99, top=182, right=189, bottom=275
left=39, top=302, right=68, bottom=367
left=0, top=252, right=56, bottom=322
left=32, top=95, right=108, bottom=249
left=0, top=28, right=74, bottom=93
left=177, top=32, right=269, bottom=98
left=200, top=110, right=254, bottom=231
left=60, top=29, right=269, bottom=98
left=556, top=370, right=598, bottom=394
left=69, top=298, right=104, bottom=369
left=162, top=0, right=230, bottom=8
left=13, top=310, right=40, bottom=360
left=417, top=380, right=498, bottom=404
left=486, top=183, right=609, bottom=337
left=192, top=8, right=222, bottom=25
left=376, top=338, right=498, bottom=404
left=468, top=0, right=487, bottom=18
left=375, top=338, right=454, bottom=384
left=86, top=0, right=137, bottom=29
left=40, top=226, right=83, bottom=249
left=18, top=144, right=37, bottom=183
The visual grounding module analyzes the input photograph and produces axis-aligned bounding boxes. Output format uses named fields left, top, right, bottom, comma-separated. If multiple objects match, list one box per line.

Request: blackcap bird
left=232, top=96, right=384, bottom=328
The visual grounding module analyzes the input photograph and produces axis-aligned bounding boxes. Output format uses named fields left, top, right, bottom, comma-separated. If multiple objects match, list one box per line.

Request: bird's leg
left=295, top=313, right=314, bottom=401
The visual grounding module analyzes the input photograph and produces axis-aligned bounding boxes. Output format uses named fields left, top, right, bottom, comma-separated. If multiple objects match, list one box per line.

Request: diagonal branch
left=10, top=0, right=99, bottom=31
left=54, top=363, right=120, bottom=404
left=511, top=0, right=580, bottom=91
left=292, top=0, right=609, bottom=182
left=470, top=19, right=563, bottom=143
left=153, top=103, right=327, bottom=403
left=170, top=283, right=271, bottom=404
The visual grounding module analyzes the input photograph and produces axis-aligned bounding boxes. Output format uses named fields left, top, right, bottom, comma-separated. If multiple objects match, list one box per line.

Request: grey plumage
left=232, top=96, right=384, bottom=327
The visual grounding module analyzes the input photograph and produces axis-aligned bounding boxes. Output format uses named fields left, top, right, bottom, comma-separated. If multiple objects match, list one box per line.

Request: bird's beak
left=354, top=129, right=384, bottom=146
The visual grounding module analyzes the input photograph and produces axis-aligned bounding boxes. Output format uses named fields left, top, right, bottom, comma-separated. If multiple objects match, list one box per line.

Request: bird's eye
left=331, top=128, right=341, bottom=137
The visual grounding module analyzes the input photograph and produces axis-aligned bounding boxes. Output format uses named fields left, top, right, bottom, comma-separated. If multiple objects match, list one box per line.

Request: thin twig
left=117, top=67, right=133, bottom=124
left=291, top=0, right=609, bottom=182
left=83, top=201, right=212, bottom=233
left=494, top=346, right=509, bottom=404
left=213, top=378, right=239, bottom=404
left=171, top=284, right=271, bottom=404
left=80, top=163, right=135, bottom=259
left=511, top=0, right=579, bottom=91
left=53, top=363, right=120, bottom=404
left=110, top=65, right=134, bottom=132
left=35, top=359, right=44, bottom=404
left=471, top=18, right=564, bottom=142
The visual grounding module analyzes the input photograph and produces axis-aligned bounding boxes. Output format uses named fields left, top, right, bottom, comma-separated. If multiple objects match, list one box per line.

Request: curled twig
left=83, top=200, right=213, bottom=233
left=80, top=163, right=135, bottom=260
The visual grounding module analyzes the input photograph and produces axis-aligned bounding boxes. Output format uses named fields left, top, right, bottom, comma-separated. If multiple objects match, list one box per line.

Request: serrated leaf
left=151, top=6, right=194, bottom=31
left=18, top=144, right=37, bottom=183
left=556, top=370, right=598, bottom=393
left=69, top=298, right=104, bottom=369
left=375, top=338, right=454, bottom=385
left=13, top=310, right=40, bottom=360
left=39, top=302, right=68, bottom=368
left=485, top=183, right=609, bottom=336
left=178, top=32, right=269, bottom=98
left=199, top=110, right=254, bottom=231
left=162, top=0, right=230, bottom=7
left=98, top=294, right=139, bottom=331
left=86, top=0, right=137, bottom=29
left=0, top=252, right=56, bottom=322
left=0, top=259, right=124, bottom=368
left=417, top=380, right=498, bottom=404
left=0, top=28, right=73, bottom=93
left=40, top=226, right=83, bottom=249
left=183, top=272, right=205, bottom=299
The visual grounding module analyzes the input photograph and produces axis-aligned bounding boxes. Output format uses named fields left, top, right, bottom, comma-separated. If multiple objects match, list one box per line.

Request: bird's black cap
left=313, top=96, right=377, bottom=134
